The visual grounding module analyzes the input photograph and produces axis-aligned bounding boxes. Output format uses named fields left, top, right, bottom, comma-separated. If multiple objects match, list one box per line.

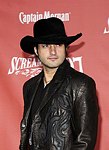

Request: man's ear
left=65, top=45, right=69, bottom=57
left=66, top=45, right=70, bottom=51
left=34, top=47, right=38, bottom=56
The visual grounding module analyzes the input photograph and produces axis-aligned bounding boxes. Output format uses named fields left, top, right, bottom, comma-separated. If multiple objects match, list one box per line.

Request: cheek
left=58, top=50, right=66, bottom=57
left=38, top=50, right=47, bottom=57
left=38, top=51, right=48, bottom=61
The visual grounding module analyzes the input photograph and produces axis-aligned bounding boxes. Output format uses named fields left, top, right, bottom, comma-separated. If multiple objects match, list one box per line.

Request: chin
left=42, top=59, right=65, bottom=69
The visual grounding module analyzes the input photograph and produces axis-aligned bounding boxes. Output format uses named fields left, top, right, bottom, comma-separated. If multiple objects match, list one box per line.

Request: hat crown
left=20, top=17, right=82, bottom=54
left=33, top=17, right=66, bottom=37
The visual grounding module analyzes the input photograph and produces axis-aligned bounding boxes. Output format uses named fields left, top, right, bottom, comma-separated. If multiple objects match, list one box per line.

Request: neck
left=43, top=67, right=58, bottom=86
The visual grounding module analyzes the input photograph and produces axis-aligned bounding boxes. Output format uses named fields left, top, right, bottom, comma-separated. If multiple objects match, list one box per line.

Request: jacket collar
left=32, top=59, right=71, bottom=117
left=25, top=59, right=71, bottom=123
left=50, top=59, right=71, bottom=83
left=38, top=59, right=71, bottom=83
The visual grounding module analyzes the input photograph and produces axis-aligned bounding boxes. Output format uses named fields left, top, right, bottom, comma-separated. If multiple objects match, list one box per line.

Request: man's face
left=35, top=44, right=66, bottom=69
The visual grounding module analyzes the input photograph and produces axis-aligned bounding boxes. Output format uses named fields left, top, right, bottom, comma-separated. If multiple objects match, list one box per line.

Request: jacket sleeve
left=72, top=77, right=99, bottom=150
left=19, top=82, right=29, bottom=150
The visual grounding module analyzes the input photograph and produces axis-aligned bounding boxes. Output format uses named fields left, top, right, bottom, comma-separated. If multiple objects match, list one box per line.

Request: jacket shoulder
left=69, top=67, right=96, bottom=87
left=22, top=72, right=43, bottom=107
left=24, top=72, right=42, bottom=87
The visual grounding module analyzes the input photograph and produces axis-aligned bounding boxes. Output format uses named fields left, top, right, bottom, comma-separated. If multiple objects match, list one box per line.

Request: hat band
left=35, top=33, right=67, bottom=39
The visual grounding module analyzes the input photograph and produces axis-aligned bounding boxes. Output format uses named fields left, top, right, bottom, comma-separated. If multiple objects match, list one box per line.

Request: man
left=19, top=17, right=99, bottom=150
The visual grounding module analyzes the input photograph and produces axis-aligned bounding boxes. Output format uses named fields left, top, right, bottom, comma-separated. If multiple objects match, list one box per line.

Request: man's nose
left=49, top=45, right=57, bottom=55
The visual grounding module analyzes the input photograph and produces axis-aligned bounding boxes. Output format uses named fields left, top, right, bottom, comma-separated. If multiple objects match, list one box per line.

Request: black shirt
left=30, top=78, right=49, bottom=122
left=29, top=78, right=53, bottom=149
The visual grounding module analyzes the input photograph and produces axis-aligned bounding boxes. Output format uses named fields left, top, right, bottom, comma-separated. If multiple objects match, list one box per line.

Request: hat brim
left=20, top=33, right=82, bottom=54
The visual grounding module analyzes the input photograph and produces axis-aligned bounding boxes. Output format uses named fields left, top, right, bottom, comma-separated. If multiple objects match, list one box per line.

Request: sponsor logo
left=104, top=17, right=109, bottom=34
left=8, top=56, right=83, bottom=78
left=19, top=11, right=71, bottom=24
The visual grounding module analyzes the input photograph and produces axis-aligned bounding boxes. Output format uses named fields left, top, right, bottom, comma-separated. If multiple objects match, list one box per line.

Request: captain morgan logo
left=19, top=11, right=71, bottom=24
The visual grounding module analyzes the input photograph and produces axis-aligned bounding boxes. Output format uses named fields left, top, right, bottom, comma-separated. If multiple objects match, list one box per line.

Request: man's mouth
left=48, top=57, right=58, bottom=61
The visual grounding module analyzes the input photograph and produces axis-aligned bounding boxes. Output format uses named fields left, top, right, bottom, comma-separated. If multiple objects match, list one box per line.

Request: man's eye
left=42, top=44, right=48, bottom=48
left=56, top=44, right=63, bottom=47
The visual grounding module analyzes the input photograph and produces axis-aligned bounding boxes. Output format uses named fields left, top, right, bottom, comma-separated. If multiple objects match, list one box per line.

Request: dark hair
left=35, top=43, right=68, bottom=49
left=35, top=44, right=38, bottom=50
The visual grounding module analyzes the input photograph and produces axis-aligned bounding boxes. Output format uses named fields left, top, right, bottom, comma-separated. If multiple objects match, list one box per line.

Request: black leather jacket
left=19, top=60, right=99, bottom=150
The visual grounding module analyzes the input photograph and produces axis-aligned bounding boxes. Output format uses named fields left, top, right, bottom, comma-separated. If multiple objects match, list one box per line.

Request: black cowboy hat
left=20, top=17, right=82, bottom=54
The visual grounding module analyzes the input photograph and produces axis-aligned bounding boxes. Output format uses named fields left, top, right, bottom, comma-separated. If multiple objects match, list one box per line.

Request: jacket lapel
left=24, top=72, right=43, bottom=123
left=33, top=59, right=70, bottom=116
left=36, top=80, right=63, bottom=115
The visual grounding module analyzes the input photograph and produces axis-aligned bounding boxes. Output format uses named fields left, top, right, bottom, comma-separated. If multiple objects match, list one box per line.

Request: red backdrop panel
left=0, top=0, right=109, bottom=149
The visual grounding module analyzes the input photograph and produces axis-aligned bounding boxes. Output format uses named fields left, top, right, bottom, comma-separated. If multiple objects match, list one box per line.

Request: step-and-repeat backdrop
left=0, top=0, right=109, bottom=149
